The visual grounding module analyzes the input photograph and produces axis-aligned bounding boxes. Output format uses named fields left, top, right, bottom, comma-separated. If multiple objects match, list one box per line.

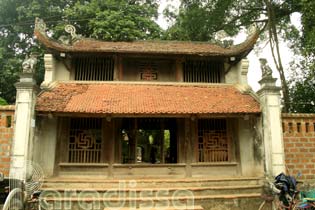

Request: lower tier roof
left=36, top=82, right=260, bottom=115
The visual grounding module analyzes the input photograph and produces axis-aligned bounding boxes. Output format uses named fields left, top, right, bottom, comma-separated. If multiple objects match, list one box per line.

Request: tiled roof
left=34, top=19, right=259, bottom=57
left=36, top=82, right=260, bottom=115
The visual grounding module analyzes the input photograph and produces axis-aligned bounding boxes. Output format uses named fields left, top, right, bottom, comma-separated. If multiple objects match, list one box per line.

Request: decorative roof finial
left=259, top=58, right=273, bottom=78
left=65, top=25, right=78, bottom=39
left=58, top=24, right=82, bottom=45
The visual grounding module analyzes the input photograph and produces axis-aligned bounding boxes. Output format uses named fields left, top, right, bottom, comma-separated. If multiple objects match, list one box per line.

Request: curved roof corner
left=34, top=18, right=260, bottom=58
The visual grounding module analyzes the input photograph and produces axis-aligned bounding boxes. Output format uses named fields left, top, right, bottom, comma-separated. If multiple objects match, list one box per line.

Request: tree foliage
left=286, top=0, right=315, bottom=113
left=300, top=0, right=315, bottom=58
left=0, top=96, right=8, bottom=106
left=61, top=0, right=161, bottom=41
left=164, top=0, right=264, bottom=41
left=289, top=62, right=315, bottom=113
left=0, top=0, right=161, bottom=104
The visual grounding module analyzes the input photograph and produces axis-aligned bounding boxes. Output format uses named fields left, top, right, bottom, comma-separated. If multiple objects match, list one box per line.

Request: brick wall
left=0, top=105, right=14, bottom=177
left=282, top=113, right=315, bottom=180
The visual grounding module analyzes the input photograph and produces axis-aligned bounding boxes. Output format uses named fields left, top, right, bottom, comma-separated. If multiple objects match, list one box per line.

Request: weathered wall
left=122, top=58, right=176, bottom=82
left=0, top=105, right=14, bottom=177
left=33, top=117, right=58, bottom=177
left=237, top=117, right=264, bottom=177
left=3, top=107, right=315, bottom=180
left=282, top=113, right=315, bottom=180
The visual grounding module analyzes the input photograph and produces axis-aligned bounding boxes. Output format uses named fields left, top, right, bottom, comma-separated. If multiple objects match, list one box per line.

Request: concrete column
left=257, top=76, right=285, bottom=176
left=10, top=72, right=38, bottom=180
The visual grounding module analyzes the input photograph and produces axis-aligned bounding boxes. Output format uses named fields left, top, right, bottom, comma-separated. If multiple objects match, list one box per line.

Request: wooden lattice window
left=74, top=57, right=114, bottom=81
left=68, top=118, right=102, bottom=163
left=183, top=60, right=222, bottom=83
left=198, top=119, right=230, bottom=162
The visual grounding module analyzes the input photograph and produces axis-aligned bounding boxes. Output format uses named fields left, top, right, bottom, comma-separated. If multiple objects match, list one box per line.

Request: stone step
left=37, top=193, right=262, bottom=210
left=103, top=206, right=204, bottom=210
left=40, top=184, right=262, bottom=197
left=42, top=177, right=263, bottom=189
left=40, top=193, right=261, bottom=201
left=39, top=177, right=264, bottom=209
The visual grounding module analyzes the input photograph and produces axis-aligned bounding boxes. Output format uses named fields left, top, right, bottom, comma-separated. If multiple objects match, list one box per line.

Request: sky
left=156, top=0, right=302, bottom=91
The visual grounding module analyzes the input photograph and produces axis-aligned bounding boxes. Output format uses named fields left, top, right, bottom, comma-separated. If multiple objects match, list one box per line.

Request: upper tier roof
left=34, top=18, right=259, bottom=58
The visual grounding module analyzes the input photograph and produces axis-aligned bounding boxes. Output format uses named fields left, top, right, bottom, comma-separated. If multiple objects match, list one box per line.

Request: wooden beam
left=175, top=58, right=184, bottom=82
left=185, top=118, right=192, bottom=177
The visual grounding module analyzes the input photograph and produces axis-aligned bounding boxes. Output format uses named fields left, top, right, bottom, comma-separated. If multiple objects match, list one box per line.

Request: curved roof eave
left=34, top=18, right=260, bottom=58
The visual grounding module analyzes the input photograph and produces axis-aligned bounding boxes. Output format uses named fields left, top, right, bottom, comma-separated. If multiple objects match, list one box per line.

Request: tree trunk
left=264, top=0, right=290, bottom=112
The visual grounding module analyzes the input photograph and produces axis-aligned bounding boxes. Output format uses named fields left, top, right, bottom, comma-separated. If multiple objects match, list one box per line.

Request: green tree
left=61, top=0, right=161, bottom=41
left=163, top=0, right=263, bottom=41
left=286, top=0, right=315, bottom=113
left=289, top=65, right=315, bottom=113
left=0, top=0, right=74, bottom=103
left=300, top=0, right=315, bottom=58
left=0, top=0, right=161, bottom=103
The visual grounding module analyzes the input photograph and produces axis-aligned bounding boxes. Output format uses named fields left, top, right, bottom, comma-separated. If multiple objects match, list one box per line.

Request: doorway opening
left=121, top=118, right=177, bottom=164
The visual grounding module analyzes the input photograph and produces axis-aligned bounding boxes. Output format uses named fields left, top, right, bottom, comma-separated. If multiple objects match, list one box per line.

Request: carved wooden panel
left=139, top=61, right=158, bottom=81
left=68, top=118, right=102, bottom=163
left=198, top=119, right=230, bottom=162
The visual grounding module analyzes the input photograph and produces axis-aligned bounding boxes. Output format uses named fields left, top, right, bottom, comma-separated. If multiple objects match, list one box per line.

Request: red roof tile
left=36, top=83, right=260, bottom=115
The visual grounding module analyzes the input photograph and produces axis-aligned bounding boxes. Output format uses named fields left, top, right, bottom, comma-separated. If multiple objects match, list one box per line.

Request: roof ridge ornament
left=65, top=25, right=77, bottom=38
left=59, top=24, right=82, bottom=45
left=65, top=24, right=82, bottom=41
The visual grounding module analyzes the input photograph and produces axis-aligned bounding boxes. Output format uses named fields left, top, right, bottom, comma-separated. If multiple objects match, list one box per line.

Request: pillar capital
left=257, top=77, right=281, bottom=95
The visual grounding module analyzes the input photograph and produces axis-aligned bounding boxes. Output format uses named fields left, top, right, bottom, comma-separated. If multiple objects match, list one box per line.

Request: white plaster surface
left=225, top=62, right=241, bottom=84
left=12, top=103, right=29, bottom=155
left=17, top=91, right=31, bottom=103
left=267, top=95, right=280, bottom=106
left=272, top=154, right=284, bottom=165
left=55, top=60, right=70, bottom=81
left=259, top=84, right=286, bottom=176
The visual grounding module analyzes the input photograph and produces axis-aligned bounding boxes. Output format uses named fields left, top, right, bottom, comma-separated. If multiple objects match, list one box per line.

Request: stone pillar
left=10, top=67, right=38, bottom=180
left=257, top=59, right=285, bottom=176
